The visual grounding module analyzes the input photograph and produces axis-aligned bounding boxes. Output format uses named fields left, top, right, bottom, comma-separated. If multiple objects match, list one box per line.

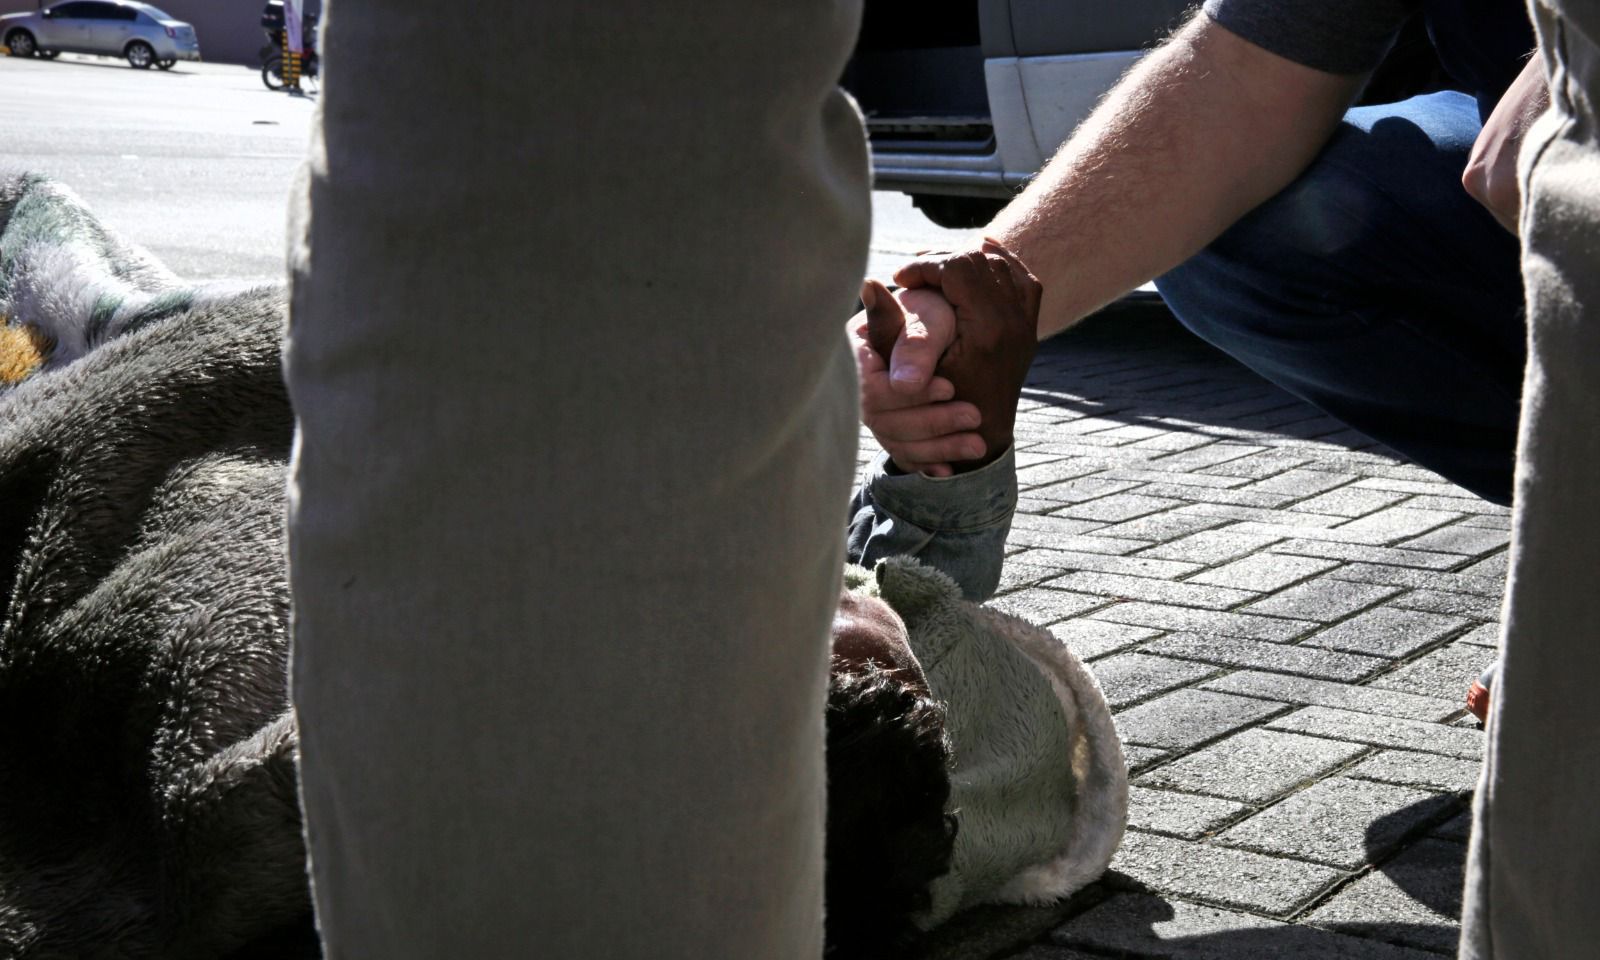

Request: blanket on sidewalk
left=0, top=173, right=314, bottom=958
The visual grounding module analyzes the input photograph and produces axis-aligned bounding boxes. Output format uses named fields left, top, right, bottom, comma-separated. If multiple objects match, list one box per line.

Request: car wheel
left=910, top=194, right=1011, bottom=230
left=38, top=50, right=59, bottom=60
left=261, top=54, right=285, bottom=90
left=156, top=58, right=175, bottom=70
left=125, top=40, right=154, bottom=69
left=5, top=29, right=36, bottom=57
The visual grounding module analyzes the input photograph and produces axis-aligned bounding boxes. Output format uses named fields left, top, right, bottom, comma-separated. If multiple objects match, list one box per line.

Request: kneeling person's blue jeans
left=1156, top=91, right=1525, bottom=505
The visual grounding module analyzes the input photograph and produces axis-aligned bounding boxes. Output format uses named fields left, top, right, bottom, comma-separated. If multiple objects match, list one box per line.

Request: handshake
left=848, top=239, right=1043, bottom=477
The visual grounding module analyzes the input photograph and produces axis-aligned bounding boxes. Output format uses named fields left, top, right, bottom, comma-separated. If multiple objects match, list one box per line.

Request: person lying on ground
left=0, top=173, right=1125, bottom=960
left=855, top=2, right=1544, bottom=720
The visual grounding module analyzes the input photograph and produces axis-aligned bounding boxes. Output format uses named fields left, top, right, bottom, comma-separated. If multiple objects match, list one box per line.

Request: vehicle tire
left=5, top=29, right=36, bottom=57
left=156, top=58, right=175, bottom=70
left=38, top=50, right=59, bottom=59
left=261, top=54, right=285, bottom=91
left=125, top=40, right=154, bottom=69
left=909, top=194, right=1011, bottom=230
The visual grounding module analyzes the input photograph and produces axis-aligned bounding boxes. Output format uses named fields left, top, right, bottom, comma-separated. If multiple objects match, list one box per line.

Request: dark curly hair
left=824, top=661, right=957, bottom=959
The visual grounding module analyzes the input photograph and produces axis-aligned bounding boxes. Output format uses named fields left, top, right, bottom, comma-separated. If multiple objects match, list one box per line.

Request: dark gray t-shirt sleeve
left=1202, top=0, right=1420, bottom=75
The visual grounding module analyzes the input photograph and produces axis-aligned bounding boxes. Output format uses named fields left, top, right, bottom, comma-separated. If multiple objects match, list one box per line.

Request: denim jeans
left=1156, top=91, right=1526, bottom=504
left=846, top=447, right=1017, bottom=604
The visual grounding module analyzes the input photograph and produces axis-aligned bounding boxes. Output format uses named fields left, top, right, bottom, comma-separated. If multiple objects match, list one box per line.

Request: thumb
left=860, top=279, right=904, bottom=362
left=889, top=286, right=954, bottom=395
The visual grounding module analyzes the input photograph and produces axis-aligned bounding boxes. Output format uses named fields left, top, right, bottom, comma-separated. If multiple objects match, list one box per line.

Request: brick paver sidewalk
left=875, top=307, right=1504, bottom=960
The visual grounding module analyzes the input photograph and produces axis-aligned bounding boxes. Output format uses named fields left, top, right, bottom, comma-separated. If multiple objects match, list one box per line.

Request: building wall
left=0, top=0, right=320, bottom=66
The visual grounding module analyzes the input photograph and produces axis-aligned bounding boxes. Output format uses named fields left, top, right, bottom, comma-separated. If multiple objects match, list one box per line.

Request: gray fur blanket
left=0, top=174, right=315, bottom=958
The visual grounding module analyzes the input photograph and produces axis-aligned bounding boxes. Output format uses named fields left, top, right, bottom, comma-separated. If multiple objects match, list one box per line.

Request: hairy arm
left=986, top=13, right=1366, bottom=338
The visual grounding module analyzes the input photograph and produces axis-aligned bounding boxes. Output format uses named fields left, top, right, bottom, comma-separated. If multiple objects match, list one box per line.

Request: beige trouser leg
left=1461, top=4, right=1600, bottom=957
left=284, top=2, right=867, bottom=956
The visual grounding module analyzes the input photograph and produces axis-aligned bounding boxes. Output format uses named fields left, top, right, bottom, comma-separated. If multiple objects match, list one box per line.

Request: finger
left=879, top=431, right=988, bottom=467
left=892, top=259, right=944, bottom=290
left=861, top=372, right=956, bottom=419
left=866, top=400, right=982, bottom=443
left=860, top=278, right=904, bottom=361
left=938, top=251, right=984, bottom=307
left=888, top=290, right=955, bottom=394
left=847, top=312, right=887, bottom=375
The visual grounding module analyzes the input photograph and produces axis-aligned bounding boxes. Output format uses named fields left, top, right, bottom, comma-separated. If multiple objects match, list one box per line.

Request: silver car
left=2, top=0, right=200, bottom=70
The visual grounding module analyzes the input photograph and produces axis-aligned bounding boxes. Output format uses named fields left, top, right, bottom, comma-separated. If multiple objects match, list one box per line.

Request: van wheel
left=910, top=194, right=1010, bottom=230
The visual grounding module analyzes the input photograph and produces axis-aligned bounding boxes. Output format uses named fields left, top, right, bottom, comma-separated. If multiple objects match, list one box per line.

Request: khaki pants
left=1461, top=3, right=1600, bottom=956
left=284, top=2, right=868, bottom=956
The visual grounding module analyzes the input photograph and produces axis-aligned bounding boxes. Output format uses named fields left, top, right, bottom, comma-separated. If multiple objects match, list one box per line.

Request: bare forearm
left=989, top=14, right=1366, bottom=338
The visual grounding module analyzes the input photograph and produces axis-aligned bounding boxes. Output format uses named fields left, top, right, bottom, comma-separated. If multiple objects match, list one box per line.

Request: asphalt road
left=2, top=50, right=976, bottom=285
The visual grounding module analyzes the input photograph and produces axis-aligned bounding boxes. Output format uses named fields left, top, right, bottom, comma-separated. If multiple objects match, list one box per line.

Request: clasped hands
left=848, top=238, right=1043, bottom=477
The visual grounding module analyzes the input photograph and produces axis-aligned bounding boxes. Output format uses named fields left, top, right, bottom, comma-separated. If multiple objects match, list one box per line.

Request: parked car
left=841, top=1, right=1446, bottom=227
left=1, top=0, right=200, bottom=70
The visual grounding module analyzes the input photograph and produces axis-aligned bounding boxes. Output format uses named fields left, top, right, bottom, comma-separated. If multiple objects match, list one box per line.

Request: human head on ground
left=824, top=588, right=957, bottom=959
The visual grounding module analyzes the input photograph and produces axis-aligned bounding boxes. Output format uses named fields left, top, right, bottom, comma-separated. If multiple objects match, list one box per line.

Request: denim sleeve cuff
left=865, top=446, right=1018, bottom=534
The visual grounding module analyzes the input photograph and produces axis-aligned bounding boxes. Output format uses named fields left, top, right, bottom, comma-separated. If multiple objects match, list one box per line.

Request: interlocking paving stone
left=1107, top=835, right=1343, bottom=917
left=1102, top=468, right=1254, bottom=489
left=1128, top=786, right=1253, bottom=838
left=1302, top=607, right=1469, bottom=659
left=1051, top=892, right=1443, bottom=959
left=1267, top=707, right=1484, bottom=760
left=1389, top=589, right=1502, bottom=621
left=1144, top=633, right=1386, bottom=682
left=1021, top=548, right=1202, bottom=579
left=1459, top=551, right=1510, bottom=579
left=996, top=561, right=1067, bottom=593
left=1008, top=530, right=1156, bottom=554
left=1241, top=577, right=1400, bottom=620
left=1322, top=563, right=1506, bottom=598
left=1128, top=482, right=1299, bottom=509
left=1124, top=745, right=1169, bottom=772
left=1432, top=811, right=1473, bottom=841
left=1352, top=477, right=1477, bottom=497
left=1084, top=510, right=1233, bottom=541
left=1027, top=476, right=1143, bottom=503
left=1454, top=622, right=1500, bottom=648
left=1181, top=504, right=1350, bottom=528
left=1458, top=513, right=1512, bottom=529
left=1092, top=603, right=1315, bottom=641
left=1056, top=493, right=1188, bottom=523
left=1240, top=468, right=1356, bottom=498
left=1114, top=689, right=1287, bottom=751
left=1306, top=838, right=1466, bottom=954
left=1217, top=777, right=1453, bottom=869
left=1136, top=728, right=1368, bottom=803
left=1145, top=443, right=1269, bottom=472
left=1137, top=530, right=1286, bottom=565
left=1346, top=750, right=1483, bottom=794
left=1289, top=486, right=1411, bottom=518
left=1093, top=654, right=1220, bottom=709
left=1047, top=571, right=1257, bottom=610
left=1224, top=520, right=1428, bottom=546
left=1403, top=494, right=1513, bottom=516
left=1186, top=554, right=1342, bottom=592
left=1368, top=642, right=1499, bottom=702
left=987, top=588, right=1109, bottom=625
left=1267, top=539, right=1464, bottom=570
left=1200, top=671, right=1457, bottom=722
left=1199, top=451, right=1316, bottom=480
left=1049, top=619, right=1163, bottom=660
